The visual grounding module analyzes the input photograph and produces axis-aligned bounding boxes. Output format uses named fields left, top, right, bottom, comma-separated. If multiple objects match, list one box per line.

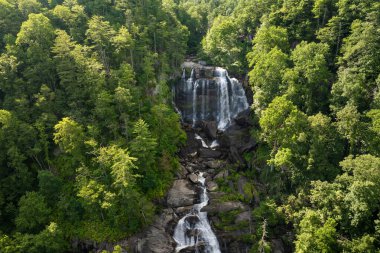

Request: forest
left=0, top=0, right=379, bottom=252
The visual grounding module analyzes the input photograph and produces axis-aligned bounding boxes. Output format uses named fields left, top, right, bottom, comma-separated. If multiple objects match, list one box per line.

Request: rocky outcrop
left=133, top=119, right=258, bottom=253
left=136, top=227, right=175, bottom=253
left=167, top=180, right=197, bottom=208
left=201, top=201, right=248, bottom=214
left=202, top=121, right=217, bottom=139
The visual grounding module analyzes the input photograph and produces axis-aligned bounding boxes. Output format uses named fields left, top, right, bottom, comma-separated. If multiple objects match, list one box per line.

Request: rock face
left=202, top=121, right=217, bottom=139
left=201, top=201, right=247, bottom=214
left=136, top=227, right=175, bottom=253
left=174, top=65, right=249, bottom=130
left=167, top=180, right=197, bottom=207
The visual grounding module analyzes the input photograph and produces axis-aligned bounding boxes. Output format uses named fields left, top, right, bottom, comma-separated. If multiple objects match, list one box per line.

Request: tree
left=16, top=192, right=51, bottom=233
left=130, top=119, right=157, bottom=172
left=260, top=96, right=309, bottom=184
left=247, top=24, right=288, bottom=66
left=86, top=16, right=116, bottom=72
left=96, top=145, right=137, bottom=193
left=16, top=13, right=56, bottom=93
left=337, top=155, right=380, bottom=229
left=52, top=0, right=88, bottom=41
left=201, top=16, right=244, bottom=72
left=284, top=41, right=331, bottom=114
left=335, top=104, right=361, bottom=154
left=295, top=210, right=338, bottom=253
left=53, top=117, right=84, bottom=154
left=331, top=16, right=380, bottom=111
left=248, top=47, right=289, bottom=114
left=307, top=113, right=343, bottom=180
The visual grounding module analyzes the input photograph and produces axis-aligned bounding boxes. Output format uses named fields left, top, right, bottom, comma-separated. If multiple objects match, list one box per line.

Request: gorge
left=132, top=63, right=257, bottom=253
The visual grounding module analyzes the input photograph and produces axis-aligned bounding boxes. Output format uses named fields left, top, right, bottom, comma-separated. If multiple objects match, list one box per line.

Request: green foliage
left=0, top=0, right=187, bottom=247
left=284, top=41, right=331, bottom=114
left=16, top=192, right=51, bottom=233
left=295, top=210, right=338, bottom=253
left=53, top=117, right=84, bottom=154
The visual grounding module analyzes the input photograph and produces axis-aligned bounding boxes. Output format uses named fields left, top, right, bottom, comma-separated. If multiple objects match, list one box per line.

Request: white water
left=173, top=172, right=221, bottom=253
left=175, top=67, right=249, bottom=131
left=195, top=134, right=219, bottom=150
left=215, top=68, right=232, bottom=130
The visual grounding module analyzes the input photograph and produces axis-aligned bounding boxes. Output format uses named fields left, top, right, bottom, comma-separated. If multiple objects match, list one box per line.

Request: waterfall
left=173, top=172, right=221, bottom=253
left=174, top=67, right=249, bottom=131
left=215, top=68, right=232, bottom=130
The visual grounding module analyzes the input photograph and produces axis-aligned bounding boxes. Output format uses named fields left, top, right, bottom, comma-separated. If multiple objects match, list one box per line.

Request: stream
left=173, top=171, right=221, bottom=253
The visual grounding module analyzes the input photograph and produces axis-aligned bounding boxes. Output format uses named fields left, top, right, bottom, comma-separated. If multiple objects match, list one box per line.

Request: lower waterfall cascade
left=173, top=172, right=221, bottom=253
left=174, top=67, right=249, bottom=130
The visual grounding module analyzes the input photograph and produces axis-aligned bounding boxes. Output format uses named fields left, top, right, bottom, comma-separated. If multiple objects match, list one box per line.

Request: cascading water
left=173, top=172, right=221, bottom=253
left=175, top=66, right=249, bottom=130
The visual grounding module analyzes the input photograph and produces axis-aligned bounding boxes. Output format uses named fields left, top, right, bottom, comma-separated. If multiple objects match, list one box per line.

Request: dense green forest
left=0, top=0, right=380, bottom=252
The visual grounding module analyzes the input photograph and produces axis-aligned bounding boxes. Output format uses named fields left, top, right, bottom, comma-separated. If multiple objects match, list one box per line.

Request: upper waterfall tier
left=174, top=66, right=249, bottom=130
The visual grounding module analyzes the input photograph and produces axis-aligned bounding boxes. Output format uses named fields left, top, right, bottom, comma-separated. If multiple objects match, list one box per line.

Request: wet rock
left=206, top=181, right=218, bottom=192
left=198, top=148, right=222, bottom=159
left=201, top=201, right=247, bottom=214
left=178, top=242, right=206, bottom=253
left=175, top=206, right=194, bottom=216
left=219, top=125, right=257, bottom=157
left=185, top=215, right=201, bottom=226
left=167, top=180, right=196, bottom=208
left=202, top=121, right=217, bottom=139
left=234, top=109, right=254, bottom=127
left=188, top=173, right=198, bottom=184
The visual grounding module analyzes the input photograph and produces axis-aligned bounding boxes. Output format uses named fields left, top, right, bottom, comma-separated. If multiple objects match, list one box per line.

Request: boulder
left=154, top=208, right=176, bottom=229
left=184, top=215, right=201, bottom=226
left=188, top=173, right=199, bottom=184
left=176, top=165, right=188, bottom=179
left=178, top=242, right=206, bottom=253
left=206, top=181, right=218, bottom=192
left=206, top=169, right=215, bottom=175
left=219, top=125, right=256, bottom=154
left=167, top=180, right=196, bottom=208
left=198, top=148, right=222, bottom=159
left=175, top=205, right=194, bottom=216
left=234, top=109, right=253, bottom=127
left=214, top=170, right=228, bottom=180
left=202, top=121, right=217, bottom=139
left=136, top=226, right=175, bottom=253
left=205, top=160, right=225, bottom=169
